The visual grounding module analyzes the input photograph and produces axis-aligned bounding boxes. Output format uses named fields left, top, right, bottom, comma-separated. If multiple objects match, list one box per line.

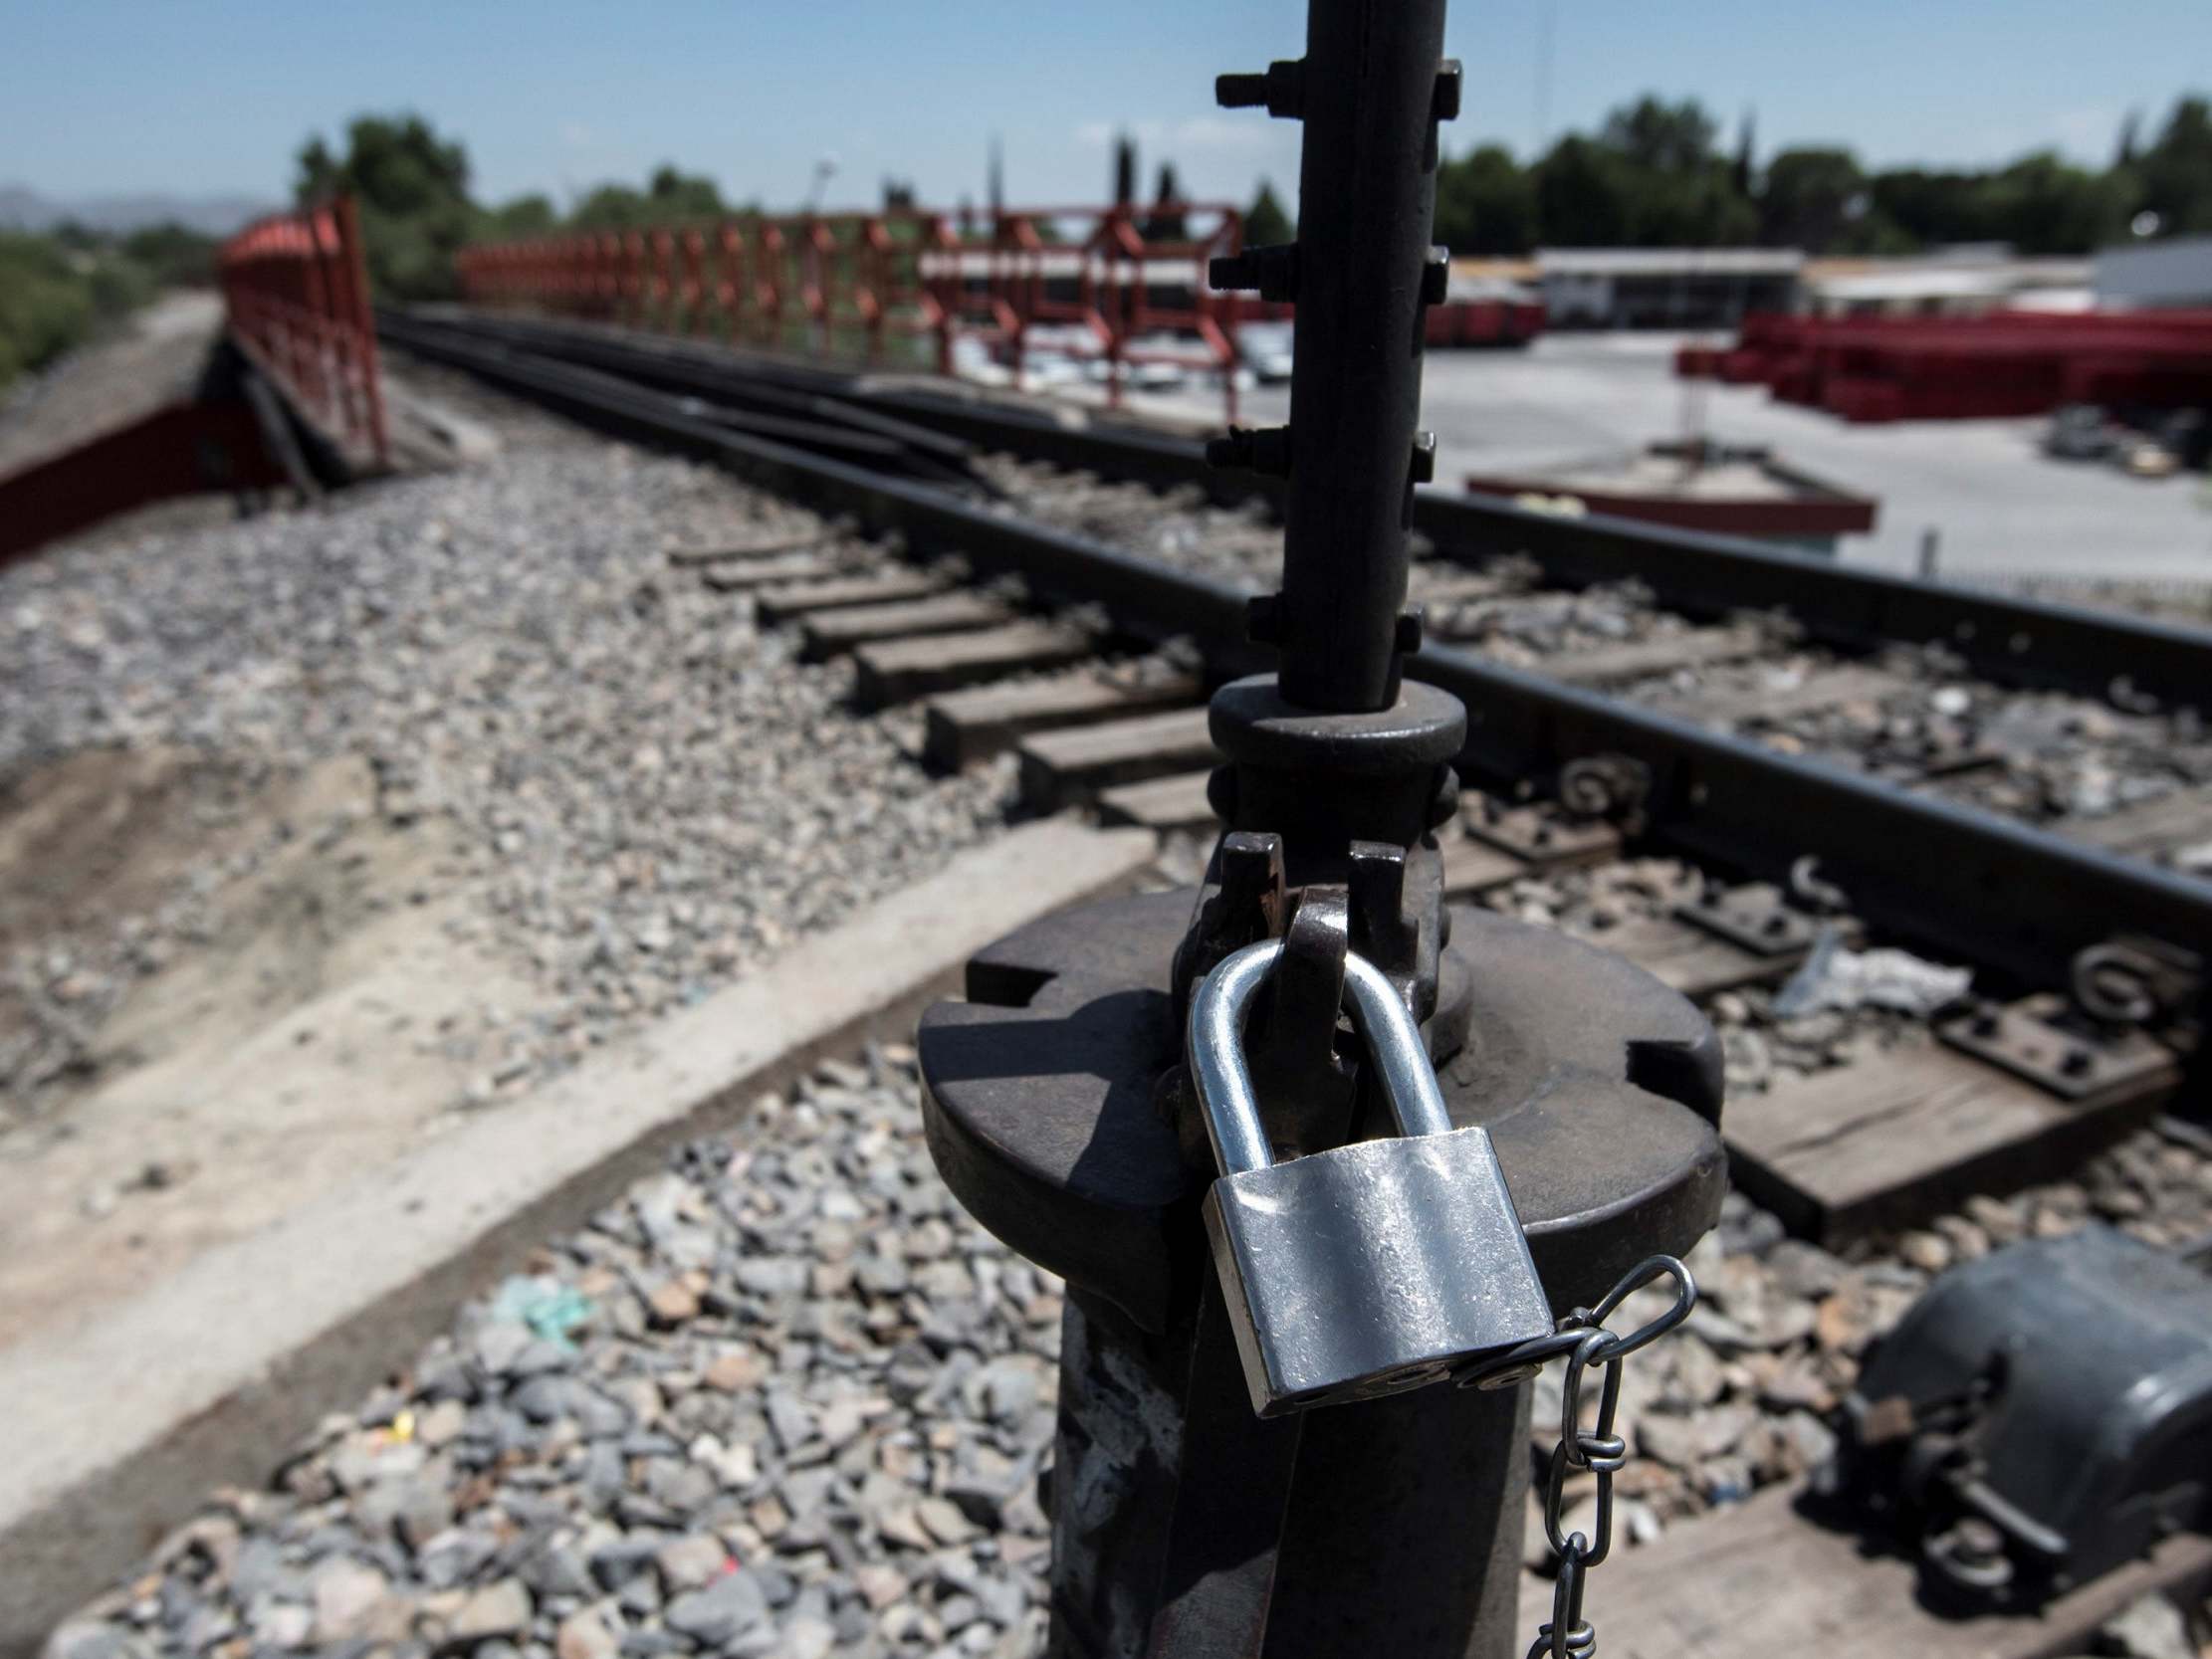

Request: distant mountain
left=0, top=184, right=277, bottom=238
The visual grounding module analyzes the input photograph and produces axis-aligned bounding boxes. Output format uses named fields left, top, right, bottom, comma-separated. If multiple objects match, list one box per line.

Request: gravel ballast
left=986, top=456, right=2212, bottom=872
left=1, top=420, right=1015, bottom=1140
left=43, top=1036, right=2212, bottom=1658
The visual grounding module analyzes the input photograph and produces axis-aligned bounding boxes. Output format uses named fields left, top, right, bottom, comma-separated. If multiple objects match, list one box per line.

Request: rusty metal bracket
left=1558, top=752, right=1652, bottom=827
left=1675, top=883, right=1821, bottom=958
left=1937, top=993, right=2180, bottom=1102
left=2071, top=935, right=2202, bottom=1031
left=1463, top=796, right=1621, bottom=865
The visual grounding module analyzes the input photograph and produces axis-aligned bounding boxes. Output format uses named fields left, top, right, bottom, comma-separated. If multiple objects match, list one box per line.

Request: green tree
left=1731, top=111, right=1756, bottom=197
left=1243, top=179, right=1293, bottom=247
left=474, top=194, right=557, bottom=241
left=2136, top=96, right=2212, bottom=235
left=296, top=113, right=476, bottom=300
left=1601, top=96, right=1719, bottom=175
left=1532, top=135, right=1632, bottom=245
left=1143, top=162, right=1187, bottom=241
left=1759, top=147, right=1865, bottom=250
left=1974, top=152, right=2133, bottom=253
left=1631, top=165, right=1756, bottom=246
left=0, top=233, right=95, bottom=385
left=0, top=231, right=162, bottom=389
left=570, top=164, right=727, bottom=231
left=1434, top=144, right=1536, bottom=255
left=1866, top=168, right=1988, bottom=249
left=119, top=222, right=217, bottom=287
left=1566, top=96, right=1756, bottom=246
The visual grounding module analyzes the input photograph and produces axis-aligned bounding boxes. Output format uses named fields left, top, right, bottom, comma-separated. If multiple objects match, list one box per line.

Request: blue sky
left=3, top=0, right=2206, bottom=213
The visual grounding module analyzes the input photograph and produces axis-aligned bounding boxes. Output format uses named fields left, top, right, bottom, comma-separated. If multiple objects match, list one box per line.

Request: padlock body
left=1203, top=1123, right=1553, bottom=1416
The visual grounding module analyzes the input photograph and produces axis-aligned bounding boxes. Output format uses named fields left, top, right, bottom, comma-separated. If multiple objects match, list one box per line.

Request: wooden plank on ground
left=1546, top=624, right=1769, bottom=688
left=1097, top=770, right=1217, bottom=833
left=1016, top=707, right=1219, bottom=812
left=1725, top=1039, right=2179, bottom=1242
left=853, top=623, right=1094, bottom=709
left=667, top=534, right=825, bottom=567
left=1410, top=569, right=1514, bottom=605
left=699, top=553, right=837, bottom=592
left=923, top=669, right=1204, bottom=770
left=1569, top=915, right=1796, bottom=1000
left=755, top=570, right=949, bottom=625
left=2062, top=785, right=2212, bottom=860
left=1439, top=835, right=1529, bottom=898
left=1668, top=663, right=1901, bottom=727
left=798, top=591, right=1012, bottom=660
left=1515, top=1482, right=2212, bottom=1659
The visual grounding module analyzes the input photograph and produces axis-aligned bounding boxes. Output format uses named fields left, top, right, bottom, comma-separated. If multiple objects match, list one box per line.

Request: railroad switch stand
left=916, top=2, right=1727, bottom=1652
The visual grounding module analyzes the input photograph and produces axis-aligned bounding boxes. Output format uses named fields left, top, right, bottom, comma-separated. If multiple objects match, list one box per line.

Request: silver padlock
left=1190, top=938, right=1554, bottom=1417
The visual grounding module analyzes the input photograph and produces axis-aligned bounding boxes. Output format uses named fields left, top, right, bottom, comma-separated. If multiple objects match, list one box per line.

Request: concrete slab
left=0, top=816, right=1155, bottom=1658
left=1118, top=333, right=2212, bottom=587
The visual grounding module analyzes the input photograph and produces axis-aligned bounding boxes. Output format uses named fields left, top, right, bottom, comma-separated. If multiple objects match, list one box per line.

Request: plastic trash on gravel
left=1773, top=930, right=1972, bottom=1019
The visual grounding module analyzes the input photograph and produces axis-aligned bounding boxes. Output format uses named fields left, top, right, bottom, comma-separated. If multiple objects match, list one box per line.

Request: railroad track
left=385, top=307, right=2212, bottom=880
left=376, top=307, right=2208, bottom=1262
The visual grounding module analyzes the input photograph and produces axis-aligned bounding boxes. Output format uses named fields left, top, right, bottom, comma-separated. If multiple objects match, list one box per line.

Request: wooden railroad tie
left=852, top=622, right=1095, bottom=709
left=923, top=667, right=1205, bottom=771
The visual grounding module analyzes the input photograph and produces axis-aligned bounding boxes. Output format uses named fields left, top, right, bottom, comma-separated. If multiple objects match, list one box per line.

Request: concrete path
left=0, top=815, right=1154, bottom=1656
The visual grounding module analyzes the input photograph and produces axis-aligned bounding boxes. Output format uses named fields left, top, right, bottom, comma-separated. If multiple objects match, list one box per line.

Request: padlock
left=1189, top=938, right=1554, bottom=1416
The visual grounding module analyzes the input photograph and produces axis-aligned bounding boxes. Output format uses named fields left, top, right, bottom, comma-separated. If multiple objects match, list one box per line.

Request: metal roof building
left=1533, top=247, right=1803, bottom=327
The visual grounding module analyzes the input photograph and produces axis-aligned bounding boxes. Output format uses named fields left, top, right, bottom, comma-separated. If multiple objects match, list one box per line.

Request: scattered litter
left=1773, top=932, right=1972, bottom=1019
left=489, top=1274, right=593, bottom=1348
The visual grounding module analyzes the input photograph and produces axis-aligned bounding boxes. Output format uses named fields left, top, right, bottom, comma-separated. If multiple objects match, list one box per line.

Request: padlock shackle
left=1341, top=951, right=1455, bottom=1140
left=1188, top=939, right=1453, bottom=1176
left=1188, top=939, right=1285, bottom=1176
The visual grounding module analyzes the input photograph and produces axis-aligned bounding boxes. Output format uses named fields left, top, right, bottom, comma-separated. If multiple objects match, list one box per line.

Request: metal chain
left=1459, top=1255, right=1699, bottom=1659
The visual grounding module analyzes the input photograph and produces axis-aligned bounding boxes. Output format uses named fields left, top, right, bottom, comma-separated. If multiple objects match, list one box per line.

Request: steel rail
left=377, top=312, right=2212, bottom=991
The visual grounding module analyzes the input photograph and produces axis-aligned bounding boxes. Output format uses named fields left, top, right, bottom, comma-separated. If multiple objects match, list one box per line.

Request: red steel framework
left=1677, top=310, right=2212, bottom=423
left=458, top=202, right=1250, bottom=419
left=219, top=197, right=390, bottom=463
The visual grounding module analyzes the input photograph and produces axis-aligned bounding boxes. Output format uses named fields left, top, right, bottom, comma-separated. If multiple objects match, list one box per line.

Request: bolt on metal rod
left=1215, top=0, right=1455, bottom=713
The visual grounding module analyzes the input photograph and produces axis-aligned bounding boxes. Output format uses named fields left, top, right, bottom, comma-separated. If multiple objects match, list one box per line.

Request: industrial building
left=2097, top=234, right=2212, bottom=311
left=1534, top=247, right=1803, bottom=327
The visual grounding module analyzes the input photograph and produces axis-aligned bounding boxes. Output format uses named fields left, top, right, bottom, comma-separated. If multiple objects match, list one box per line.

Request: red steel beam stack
left=1422, top=296, right=1545, bottom=348
left=456, top=202, right=1249, bottom=418
left=219, top=197, right=389, bottom=464
left=1676, top=310, right=2212, bottom=424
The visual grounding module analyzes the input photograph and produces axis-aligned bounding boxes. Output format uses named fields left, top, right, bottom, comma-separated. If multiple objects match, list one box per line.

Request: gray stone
left=589, top=1532, right=666, bottom=1590
left=42, top=1626, right=150, bottom=1659
left=510, top=1375, right=573, bottom=1424
left=656, top=1533, right=730, bottom=1595
left=511, top=1338, right=578, bottom=1377
left=450, top=1578, right=534, bottom=1642
left=416, top=1396, right=470, bottom=1447
left=311, top=1557, right=397, bottom=1643
left=250, top=1603, right=314, bottom=1648
left=1633, top=1412, right=1705, bottom=1471
left=556, top=1608, right=621, bottom=1659
left=665, top=1570, right=772, bottom=1647
left=579, top=1441, right=626, bottom=1514
left=734, top=1258, right=809, bottom=1299
left=474, top=1322, right=536, bottom=1376
left=2099, top=1592, right=2194, bottom=1659
left=964, top=1357, right=1041, bottom=1425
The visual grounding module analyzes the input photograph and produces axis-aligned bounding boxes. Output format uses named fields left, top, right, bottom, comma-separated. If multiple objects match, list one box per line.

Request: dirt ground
left=0, top=747, right=546, bottom=1348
